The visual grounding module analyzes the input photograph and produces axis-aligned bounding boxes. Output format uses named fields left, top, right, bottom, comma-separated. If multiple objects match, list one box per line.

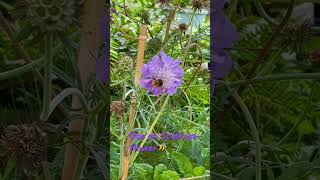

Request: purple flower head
left=211, top=0, right=239, bottom=80
left=140, top=51, right=184, bottom=96
left=212, top=49, right=233, bottom=79
left=212, top=0, right=229, bottom=12
left=96, top=8, right=109, bottom=85
left=213, top=14, right=240, bottom=49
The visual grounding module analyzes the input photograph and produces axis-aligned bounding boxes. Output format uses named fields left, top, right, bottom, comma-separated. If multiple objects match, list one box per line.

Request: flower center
left=152, top=78, right=164, bottom=88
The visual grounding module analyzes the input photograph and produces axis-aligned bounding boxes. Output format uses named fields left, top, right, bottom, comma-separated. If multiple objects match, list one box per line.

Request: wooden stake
left=121, top=25, right=147, bottom=180
left=134, top=25, right=147, bottom=87
left=61, top=1, right=105, bottom=179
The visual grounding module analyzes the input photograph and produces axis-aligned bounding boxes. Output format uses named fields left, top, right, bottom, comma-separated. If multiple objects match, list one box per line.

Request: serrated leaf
left=173, top=152, right=193, bottom=176
left=89, top=147, right=109, bottom=180
left=277, top=161, right=313, bottom=180
left=193, top=166, right=206, bottom=176
left=154, top=164, right=168, bottom=180
left=160, top=170, right=180, bottom=180
left=235, top=166, right=255, bottom=180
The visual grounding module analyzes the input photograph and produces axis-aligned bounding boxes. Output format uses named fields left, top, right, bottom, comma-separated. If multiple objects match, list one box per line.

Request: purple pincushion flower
left=140, top=51, right=184, bottom=96
left=211, top=0, right=240, bottom=80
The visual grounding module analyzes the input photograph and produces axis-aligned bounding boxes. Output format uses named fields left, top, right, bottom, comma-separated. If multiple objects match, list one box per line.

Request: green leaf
left=235, top=166, right=255, bottom=180
left=135, top=163, right=153, bottom=180
left=277, top=161, right=313, bottom=180
left=160, top=170, right=180, bottom=180
left=154, top=164, right=168, bottom=180
left=42, top=162, right=53, bottom=180
left=89, top=147, right=109, bottom=180
left=16, top=24, right=34, bottom=41
left=173, top=152, right=193, bottom=176
left=2, top=156, right=15, bottom=180
left=193, top=166, right=206, bottom=176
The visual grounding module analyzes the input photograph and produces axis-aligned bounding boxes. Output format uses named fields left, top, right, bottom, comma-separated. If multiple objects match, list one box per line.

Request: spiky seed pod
left=192, top=0, right=203, bottom=11
left=0, top=124, right=47, bottom=176
left=178, top=23, right=188, bottom=33
left=284, top=21, right=311, bottom=61
left=111, top=100, right=126, bottom=118
left=13, top=0, right=84, bottom=33
left=118, top=55, right=134, bottom=72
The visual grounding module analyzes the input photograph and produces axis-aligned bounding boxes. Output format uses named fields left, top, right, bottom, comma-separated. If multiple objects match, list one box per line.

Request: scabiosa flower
left=140, top=51, right=184, bottom=96
left=96, top=8, right=109, bottom=85
left=211, top=0, right=239, bottom=80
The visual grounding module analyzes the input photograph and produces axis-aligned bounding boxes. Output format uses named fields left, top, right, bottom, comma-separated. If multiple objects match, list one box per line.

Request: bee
left=152, top=78, right=164, bottom=87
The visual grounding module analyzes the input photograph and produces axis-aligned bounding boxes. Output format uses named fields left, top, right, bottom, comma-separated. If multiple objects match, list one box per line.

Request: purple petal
left=212, top=49, right=233, bottom=79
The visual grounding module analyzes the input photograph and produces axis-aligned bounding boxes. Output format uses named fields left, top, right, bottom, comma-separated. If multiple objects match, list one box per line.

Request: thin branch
left=233, top=92, right=261, bottom=180
left=0, top=12, right=44, bottom=82
left=215, top=0, right=296, bottom=125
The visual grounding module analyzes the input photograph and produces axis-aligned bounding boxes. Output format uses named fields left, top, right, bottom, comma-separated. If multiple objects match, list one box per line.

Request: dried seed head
left=118, top=55, right=134, bottom=72
left=284, top=20, right=312, bottom=61
left=178, top=23, right=188, bottom=33
left=192, top=0, right=203, bottom=11
left=111, top=100, right=126, bottom=118
left=0, top=124, right=47, bottom=176
left=13, top=0, right=84, bottom=33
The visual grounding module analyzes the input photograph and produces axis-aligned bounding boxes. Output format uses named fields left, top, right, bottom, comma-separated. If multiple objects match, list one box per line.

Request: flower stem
left=216, top=72, right=320, bottom=89
left=119, top=116, right=125, bottom=178
left=253, top=0, right=277, bottom=25
left=233, top=92, right=261, bottom=180
left=40, top=34, right=53, bottom=121
left=0, top=12, right=44, bottom=82
left=163, top=0, right=181, bottom=44
left=129, top=95, right=170, bottom=165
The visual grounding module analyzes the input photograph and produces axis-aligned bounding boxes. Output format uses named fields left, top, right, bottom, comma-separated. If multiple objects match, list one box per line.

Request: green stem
left=228, top=0, right=238, bottom=17
left=45, top=88, right=88, bottom=121
left=0, top=59, right=43, bottom=81
left=163, top=0, right=181, bottom=43
left=254, top=0, right=277, bottom=25
left=187, top=10, right=196, bottom=47
left=179, top=175, right=210, bottom=180
left=264, top=0, right=317, bottom=3
left=40, top=34, right=53, bottom=121
left=233, top=92, right=261, bottom=180
left=216, top=73, right=320, bottom=89
left=129, top=95, right=170, bottom=165
left=119, top=116, right=125, bottom=178
left=212, top=172, right=235, bottom=180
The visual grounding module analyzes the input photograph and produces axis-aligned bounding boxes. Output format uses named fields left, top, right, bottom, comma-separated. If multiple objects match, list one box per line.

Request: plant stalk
left=0, top=59, right=43, bottom=81
left=233, top=92, right=261, bottom=180
left=40, top=34, right=53, bottom=121
left=216, top=72, right=320, bottom=89
left=121, top=25, right=147, bottom=180
left=163, top=0, right=181, bottom=44
left=0, top=12, right=44, bottom=82
left=61, top=0, right=105, bottom=179
left=129, top=95, right=170, bottom=165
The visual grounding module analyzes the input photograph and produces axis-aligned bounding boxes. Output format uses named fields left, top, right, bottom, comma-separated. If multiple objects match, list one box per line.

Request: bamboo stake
left=121, top=25, right=147, bottom=180
left=61, top=1, right=105, bottom=179
left=134, top=25, right=147, bottom=86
